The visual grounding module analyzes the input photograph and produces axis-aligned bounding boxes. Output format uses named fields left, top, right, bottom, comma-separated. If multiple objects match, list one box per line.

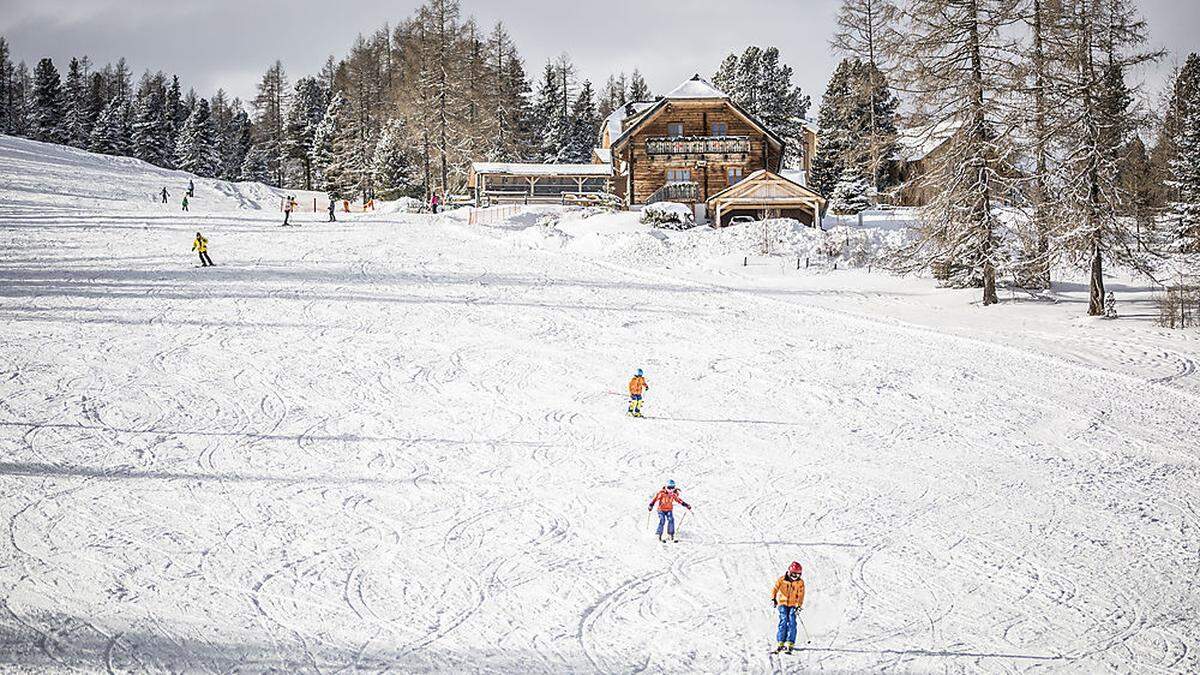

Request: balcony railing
left=647, top=181, right=699, bottom=205
left=646, top=135, right=751, bottom=157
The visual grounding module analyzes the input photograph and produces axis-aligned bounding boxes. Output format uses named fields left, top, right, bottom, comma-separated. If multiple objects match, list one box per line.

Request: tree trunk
left=1088, top=240, right=1105, bottom=315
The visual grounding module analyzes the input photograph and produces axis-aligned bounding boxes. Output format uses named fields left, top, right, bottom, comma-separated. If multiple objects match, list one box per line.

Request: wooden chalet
left=601, top=75, right=821, bottom=225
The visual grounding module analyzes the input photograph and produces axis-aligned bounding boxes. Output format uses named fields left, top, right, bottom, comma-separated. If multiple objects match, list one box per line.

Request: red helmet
left=788, top=561, right=803, bottom=575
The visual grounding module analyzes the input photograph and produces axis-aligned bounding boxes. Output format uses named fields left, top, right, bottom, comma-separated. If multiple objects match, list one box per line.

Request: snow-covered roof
left=469, top=162, right=613, bottom=177
left=664, top=74, right=728, bottom=100
left=603, top=101, right=656, bottom=144
left=895, top=120, right=960, bottom=161
left=592, top=148, right=613, bottom=164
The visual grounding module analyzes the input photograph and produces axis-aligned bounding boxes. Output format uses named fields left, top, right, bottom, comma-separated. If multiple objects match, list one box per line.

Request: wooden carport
left=706, top=169, right=827, bottom=227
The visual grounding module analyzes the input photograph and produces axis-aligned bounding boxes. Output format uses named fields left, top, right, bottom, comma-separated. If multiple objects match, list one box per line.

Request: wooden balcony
left=645, top=135, right=751, bottom=157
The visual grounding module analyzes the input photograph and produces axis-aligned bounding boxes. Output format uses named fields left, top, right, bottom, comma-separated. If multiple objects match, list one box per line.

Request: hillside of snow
left=0, top=135, right=326, bottom=216
left=1, top=138, right=1198, bottom=672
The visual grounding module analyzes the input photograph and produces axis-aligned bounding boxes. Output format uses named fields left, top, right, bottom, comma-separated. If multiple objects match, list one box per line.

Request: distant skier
left=282, top=197, right=293, bottom=226
left=343, top=199, right=351, bottom=213
left=627, top=368, right=649, bottom=417
left=647, top=479, right=691, bottom=543
left=430, top=193, right=440, bottom=214
left=187, top=179, right=195, bottom=197
left=771, top=562, right=807, bottom=654
left=181, top=195, right=189, bottom=212
left=192, top=232, right=213, bottom=267
left=328, top=199, right=337, bottom=222
left=161, top=187, right=169, bottom=204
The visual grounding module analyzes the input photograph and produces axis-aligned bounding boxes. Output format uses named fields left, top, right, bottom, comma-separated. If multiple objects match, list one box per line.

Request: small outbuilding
left=706, top=169, right=827, bottom=227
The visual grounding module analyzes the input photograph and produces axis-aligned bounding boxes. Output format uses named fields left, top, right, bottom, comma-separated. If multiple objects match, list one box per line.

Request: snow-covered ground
left=1, top=136, right=1198, bottom=673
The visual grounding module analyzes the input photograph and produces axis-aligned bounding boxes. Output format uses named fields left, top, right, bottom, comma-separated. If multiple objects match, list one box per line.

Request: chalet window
left=711, top=122, right=728, bottom=137
left=667, top=122, right=684, bottom=138
left=726, top=167, right=744, bottom=185
left=666, top=168, right=692, bottom=184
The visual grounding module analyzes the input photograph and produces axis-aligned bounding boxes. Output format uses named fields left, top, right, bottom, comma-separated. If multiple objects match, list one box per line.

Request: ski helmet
left=636, top=368, right=644, bottom=377
left=666, top=479, right=676, bottom=489
left=788, top=561, right=803, bottom=575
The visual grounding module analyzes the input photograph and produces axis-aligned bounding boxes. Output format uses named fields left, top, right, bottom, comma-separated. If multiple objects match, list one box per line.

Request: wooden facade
left=605, top=77, right=791, bottom=208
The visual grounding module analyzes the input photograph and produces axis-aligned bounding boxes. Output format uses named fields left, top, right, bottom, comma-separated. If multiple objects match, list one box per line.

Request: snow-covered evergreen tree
left=811, top=59, right=857, bottom=197
left=372, top=118, right=419, bottom=199
left=532, top=62, right=567, bottom=162
left=560, top=80, right=598, bottom=163
left=311, top=91, right=362, bottom=198
left=88, top=94, right=130, bottom=155
left=239, top=143, right=272, bottom=183
left=131, top=86, right=172, bottom=167
left=286, top=77, right=329, bottom=190
left=1167, top=55, right=1200, bottom=253
left=174, top=98, right=221, bottom=177
left=31, top=58, right=65, bottom=143
left=830, top=166, right=873, bottom=215
left=0, top=38, right=12, bottom=134
left=220, top=108, right=253, bottom=181
left=62, top=57, right=91, bottom=148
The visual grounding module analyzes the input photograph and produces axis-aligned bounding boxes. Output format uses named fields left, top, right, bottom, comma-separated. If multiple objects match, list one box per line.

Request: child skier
left=328, top=199, right=337, bottom=222
left=647, top=479, right=691, bottom=543
left=771, top=562, right=806, bottom=653
left=161, top=187, right=169, bottom=204
left=181, top=195, right=189, bottom=212
left=430, top=193, right=440, bottom=214
left=282, top=198, right=293, bottom=226
left=192, top=232, right=213, bottom=267
left=188, top=179, right=195, bottom=197
left=627, top=368, right=649, bottom=417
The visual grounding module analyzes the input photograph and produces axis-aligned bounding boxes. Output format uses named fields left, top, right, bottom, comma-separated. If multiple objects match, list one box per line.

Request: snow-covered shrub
left=640, top=202, right=695, bottom=229
left=390, top=197, right=425, bottom=213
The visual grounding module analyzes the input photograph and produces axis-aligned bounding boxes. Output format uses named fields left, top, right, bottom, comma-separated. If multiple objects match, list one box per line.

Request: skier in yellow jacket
left=771, top=561, right=806, bottom=653
left=192, top=232, right=214, bottom=267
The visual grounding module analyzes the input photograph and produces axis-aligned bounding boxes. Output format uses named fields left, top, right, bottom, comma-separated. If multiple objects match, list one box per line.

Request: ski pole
left=798, top=614, right=811, bottom=644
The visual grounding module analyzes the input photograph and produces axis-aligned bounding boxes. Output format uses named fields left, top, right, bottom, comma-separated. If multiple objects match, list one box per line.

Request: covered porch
left=705, top=169, right=827, bottom=227
left=467, top=162, right=614, bottom=206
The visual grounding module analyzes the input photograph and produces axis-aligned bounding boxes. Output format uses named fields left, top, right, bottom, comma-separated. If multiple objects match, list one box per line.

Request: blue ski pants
left=655, top=510, right=675, bottom=536
left=776, top=605, right=799, bottom=644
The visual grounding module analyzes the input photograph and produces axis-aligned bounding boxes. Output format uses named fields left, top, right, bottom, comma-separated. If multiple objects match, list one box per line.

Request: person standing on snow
left=648, top=479, right=691, bottom=543
left=328, top=199, right=337, bottom=222
left=181, top=195, right=189, bottom=212
left=161, top=187, right=169, bottom=204
left=430, top=193, right=440, bottom=214
left=627, top=368, right=649, bottom=417
left=187, top=179, right=195, bottom=197
left=282, top=197, right=293, bottom=226
left=192, top=232, right=213, bottom=267
left=771, top=562, right=806, bottom=654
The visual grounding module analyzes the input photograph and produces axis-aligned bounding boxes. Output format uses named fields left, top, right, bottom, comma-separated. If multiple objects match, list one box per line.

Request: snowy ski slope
left=1, top=136, right=1198, bottom=672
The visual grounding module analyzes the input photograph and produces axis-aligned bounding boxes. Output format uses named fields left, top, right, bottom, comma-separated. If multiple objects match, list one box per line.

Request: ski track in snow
left=1, top=136, right=1198, bottom=672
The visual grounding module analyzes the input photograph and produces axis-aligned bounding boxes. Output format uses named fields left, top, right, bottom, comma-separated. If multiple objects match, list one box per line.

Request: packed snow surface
left=1, top=136, right=1199, bottom=672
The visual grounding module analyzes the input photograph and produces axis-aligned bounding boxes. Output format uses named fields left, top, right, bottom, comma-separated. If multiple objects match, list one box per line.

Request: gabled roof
left=609, top=75, right=785, bottom=153
left=706, top=169, right=827, bottom=208
left=663, top=74, right=727, bottom=99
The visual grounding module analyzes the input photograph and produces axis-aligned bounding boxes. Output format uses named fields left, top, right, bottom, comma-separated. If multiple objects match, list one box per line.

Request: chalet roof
left=592, top=148, right=613, bottom=164
left=469, top=162, right=613, bottom=178
left=663, top=74, right=727, bottom=100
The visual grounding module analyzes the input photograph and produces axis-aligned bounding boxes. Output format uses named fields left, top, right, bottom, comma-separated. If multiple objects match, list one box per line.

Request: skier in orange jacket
left=771, top=561, right=807, bottom=653
left=627, top=368, right=649, bottom=417
left=648, top=479, right=691, bottom=542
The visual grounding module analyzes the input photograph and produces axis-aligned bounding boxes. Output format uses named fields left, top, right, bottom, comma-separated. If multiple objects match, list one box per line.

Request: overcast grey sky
left=1, top=0, right=1196, bottom=109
